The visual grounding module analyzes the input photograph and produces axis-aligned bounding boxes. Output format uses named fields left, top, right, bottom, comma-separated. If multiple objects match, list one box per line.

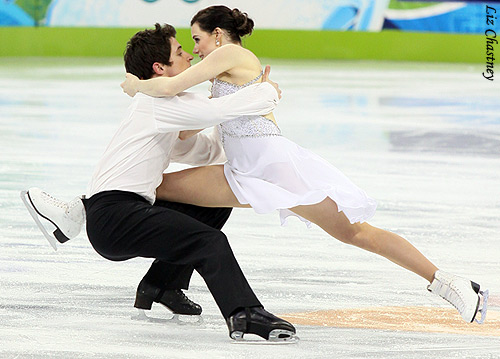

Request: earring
left=216, top=39, right=220, bottom=46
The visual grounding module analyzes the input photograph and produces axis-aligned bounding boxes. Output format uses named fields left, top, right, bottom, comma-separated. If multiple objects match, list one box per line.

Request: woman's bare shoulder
left=234, top=44, right=260, bottom=60
left=211, top=44, right=261, bottom=82
left=216, top=44, right=260, bottom=62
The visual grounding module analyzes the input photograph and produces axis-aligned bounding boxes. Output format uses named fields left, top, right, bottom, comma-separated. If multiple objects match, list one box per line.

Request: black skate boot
left=226, top=307, right=297, bottom=343
left=134, top=279, right=202, bottom=315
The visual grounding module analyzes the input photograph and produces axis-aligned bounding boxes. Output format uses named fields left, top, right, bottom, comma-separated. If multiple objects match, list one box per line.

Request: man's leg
left=136, top=201, right=233, bottom=313
left=28, top=189, right=296, bottom=341
left=154, top=200, right=232, bottom=230
left=98, top=200, right=295, bottom=341
left=22, top=188, right=232, bottom=315
left=84, top=191, right=259, bottom=318
left=144, top=201, right=232, bottom=289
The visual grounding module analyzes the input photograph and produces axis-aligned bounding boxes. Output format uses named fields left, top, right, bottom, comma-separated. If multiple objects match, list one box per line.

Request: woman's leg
left=157, top=165, right=250, bottom=208
left=290, top=197, right=438, bottom=283
left=158, top=166, right=437, bottom=281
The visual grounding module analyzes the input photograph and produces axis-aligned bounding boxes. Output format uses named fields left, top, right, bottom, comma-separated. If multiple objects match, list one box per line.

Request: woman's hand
left=179, top=129, right=203, bottom=140
left=262, top=65, right=281, bottom=99
left=120, top=73, right=140, bottom=97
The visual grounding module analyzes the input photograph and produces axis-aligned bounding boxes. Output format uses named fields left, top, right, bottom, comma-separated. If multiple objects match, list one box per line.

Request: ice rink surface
left=0, top=58, right=499, bottom=358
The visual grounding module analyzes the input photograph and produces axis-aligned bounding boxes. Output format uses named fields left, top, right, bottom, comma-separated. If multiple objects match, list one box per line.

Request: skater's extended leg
left=158, top=170, right=435, bottom=285
left=290, top=197, right=488, bottom=323
left=290, top=197, right=437, bottom=281
left=153, top=167, right=487, bottom=324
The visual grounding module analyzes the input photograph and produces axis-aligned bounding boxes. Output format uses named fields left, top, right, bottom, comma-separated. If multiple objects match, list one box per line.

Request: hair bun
left=231, top=8, right=254, bottom=37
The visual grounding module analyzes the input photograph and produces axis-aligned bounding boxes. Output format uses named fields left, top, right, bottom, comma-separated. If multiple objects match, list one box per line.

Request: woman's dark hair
left=191, top=5, right=254, bottom=43
left=124, top=23, right=176, bottom=80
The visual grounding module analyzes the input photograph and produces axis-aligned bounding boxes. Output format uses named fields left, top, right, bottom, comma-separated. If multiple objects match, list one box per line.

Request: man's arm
left=154, top=81, right=279, bottom=132
left=170, top=127, right=226, bottom=166
left=176, top=65, right=280, bottom=141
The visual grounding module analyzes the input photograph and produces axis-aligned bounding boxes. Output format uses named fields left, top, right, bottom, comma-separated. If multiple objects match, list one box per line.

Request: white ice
left=0, top=58, right=499, bottom=358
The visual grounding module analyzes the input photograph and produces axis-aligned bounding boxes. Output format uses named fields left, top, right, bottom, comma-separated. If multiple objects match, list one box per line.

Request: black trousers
left=83, top=190, right=261, bottom=318
left=142, top=198, right=234, bottom=291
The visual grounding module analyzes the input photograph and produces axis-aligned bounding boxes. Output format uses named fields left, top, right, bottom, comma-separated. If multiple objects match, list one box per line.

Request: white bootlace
left=41, top=191, right=67, bottom=210
left=66, top=197, right=84, bottom=223
left=432, top=280, right=466, bottom=314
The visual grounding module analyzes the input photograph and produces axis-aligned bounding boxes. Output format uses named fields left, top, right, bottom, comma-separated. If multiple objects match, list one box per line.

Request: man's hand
left=262, top=65, right=281, bottom=99
left=120, top=73, right=140, bottom=97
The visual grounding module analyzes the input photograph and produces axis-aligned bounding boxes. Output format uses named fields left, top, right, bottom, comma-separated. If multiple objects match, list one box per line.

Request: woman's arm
left=121, top=44, right=246, bottom=97
left=153, top=81, right=279, bottom=132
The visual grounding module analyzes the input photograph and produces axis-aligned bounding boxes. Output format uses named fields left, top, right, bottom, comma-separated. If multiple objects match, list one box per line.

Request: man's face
left=164, top=37, right=194, bottom=77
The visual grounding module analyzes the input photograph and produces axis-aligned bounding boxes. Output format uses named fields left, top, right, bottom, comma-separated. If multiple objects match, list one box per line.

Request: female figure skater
left=121, top=5, right=488, bottom=324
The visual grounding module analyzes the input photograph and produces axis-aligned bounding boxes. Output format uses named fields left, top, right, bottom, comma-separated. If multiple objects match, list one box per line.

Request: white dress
left=213, top=73, right=377, bottom=226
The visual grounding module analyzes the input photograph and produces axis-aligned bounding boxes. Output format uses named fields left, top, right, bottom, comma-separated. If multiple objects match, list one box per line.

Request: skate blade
left=20, top=190, right=58, bottom=251
left=475, top=289, right=489, bottom=324
left=231, top=330, right=299, bottom=344
left=131, top=309, right=204, bottom=326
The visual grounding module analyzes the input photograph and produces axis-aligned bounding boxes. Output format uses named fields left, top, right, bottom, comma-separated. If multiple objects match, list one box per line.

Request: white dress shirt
left=88, top=82, right=279, bottom=203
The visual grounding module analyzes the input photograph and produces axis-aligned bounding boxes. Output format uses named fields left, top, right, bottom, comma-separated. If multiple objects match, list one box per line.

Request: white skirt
left=222, top=135, right=377, bottom=226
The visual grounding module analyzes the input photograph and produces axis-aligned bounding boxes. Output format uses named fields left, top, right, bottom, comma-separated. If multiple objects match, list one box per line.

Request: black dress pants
left=83, top=190, right=261, bottom=318
left=141, top=198, right=233, bottom=290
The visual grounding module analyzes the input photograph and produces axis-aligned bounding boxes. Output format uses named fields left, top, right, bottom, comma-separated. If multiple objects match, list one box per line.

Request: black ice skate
left=134, top=279, right=202, bottom=315
left=226, top=307, right=298, bottom=343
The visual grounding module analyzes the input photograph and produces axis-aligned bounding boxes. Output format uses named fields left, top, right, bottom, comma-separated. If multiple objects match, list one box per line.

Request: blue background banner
left=0, top=0, right=494, bottom=33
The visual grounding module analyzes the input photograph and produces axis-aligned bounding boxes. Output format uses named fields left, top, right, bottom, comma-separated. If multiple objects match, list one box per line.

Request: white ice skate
left=20, top=188, right=85, bottom=251
left=428, top=270, right=489, bottom=324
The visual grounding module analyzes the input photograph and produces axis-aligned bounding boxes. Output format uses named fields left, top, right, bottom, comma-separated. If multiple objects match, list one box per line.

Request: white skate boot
left=428, top=270, right=489, bottom=324
left=21, top=188, right=85, bottom=251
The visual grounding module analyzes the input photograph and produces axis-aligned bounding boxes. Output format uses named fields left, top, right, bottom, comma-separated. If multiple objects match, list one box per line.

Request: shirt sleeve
left=153, top=82, right=279, bottom=132
left=170, top=127, right=226, bottom=166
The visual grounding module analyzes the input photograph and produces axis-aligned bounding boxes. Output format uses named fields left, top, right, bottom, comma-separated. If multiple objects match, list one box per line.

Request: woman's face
left=191, top=22, right=218, bottom=60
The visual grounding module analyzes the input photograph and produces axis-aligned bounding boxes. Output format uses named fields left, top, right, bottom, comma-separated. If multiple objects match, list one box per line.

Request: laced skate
left=428, top=270, right=489, bottom=324
left=134, top=279, right=202, bottom=316
left=21, top=188, right=84, bottom=251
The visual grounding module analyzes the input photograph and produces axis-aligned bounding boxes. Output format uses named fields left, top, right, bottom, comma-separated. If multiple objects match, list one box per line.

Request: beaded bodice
left=211, top=72, right=281, bottom=145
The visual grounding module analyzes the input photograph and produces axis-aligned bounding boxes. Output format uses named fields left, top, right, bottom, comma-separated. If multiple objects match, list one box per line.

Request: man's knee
left=201, top=230, right=232, bottom=253
left=87, top=230, right=134, bottom=261
left=90, top=242, right=132, bottom=262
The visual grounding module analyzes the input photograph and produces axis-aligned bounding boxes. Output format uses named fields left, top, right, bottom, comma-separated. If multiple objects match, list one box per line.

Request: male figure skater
left=23, top=23, right=296, bottom=342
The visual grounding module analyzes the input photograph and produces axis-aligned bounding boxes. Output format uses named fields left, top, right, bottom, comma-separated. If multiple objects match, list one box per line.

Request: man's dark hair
left=124, top=23, right=177, bottom=80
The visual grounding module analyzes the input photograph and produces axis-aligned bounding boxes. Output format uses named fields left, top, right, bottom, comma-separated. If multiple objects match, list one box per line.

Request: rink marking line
left=281, top=306, right=500, bottom=336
